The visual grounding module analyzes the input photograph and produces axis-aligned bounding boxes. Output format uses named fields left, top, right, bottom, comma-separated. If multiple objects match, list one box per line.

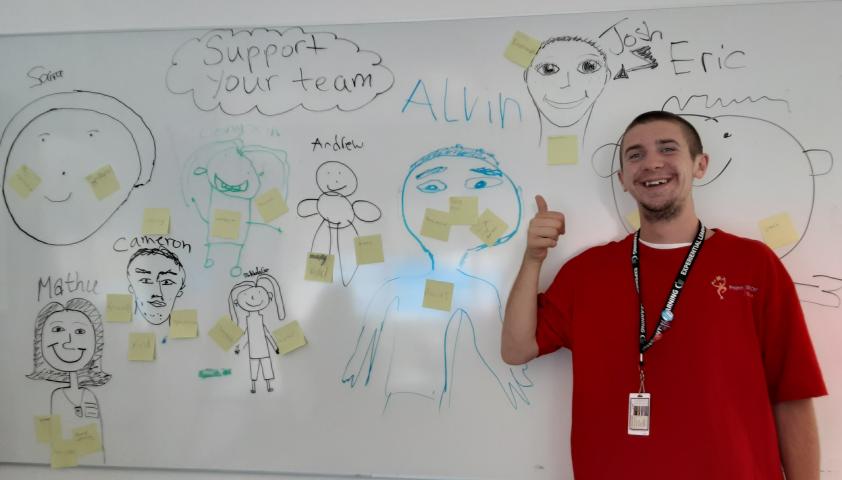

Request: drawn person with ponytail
left=228, top=273, right=285, bottom=393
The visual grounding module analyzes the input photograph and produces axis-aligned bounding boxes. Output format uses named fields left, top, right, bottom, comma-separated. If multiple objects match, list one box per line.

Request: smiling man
left=126, top=247, right=186, bottom=325
left=502, top=111, right=826, bottom=479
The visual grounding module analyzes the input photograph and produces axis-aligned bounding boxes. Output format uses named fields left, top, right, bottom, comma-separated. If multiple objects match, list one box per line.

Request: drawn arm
left=341, top=282, right=399, bottom=388
left=245, top=219, right=283, bottom=234
left=297, top=198, right=320, bottom=218
left=352, top=200, right=382, bottom=222
left=190, top=197, right=209, bottom=224
left=264, top=324, right=280, bottom=354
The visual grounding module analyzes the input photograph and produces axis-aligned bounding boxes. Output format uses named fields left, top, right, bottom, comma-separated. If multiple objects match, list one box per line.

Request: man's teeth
left=644, top=179, right=668, bottom=187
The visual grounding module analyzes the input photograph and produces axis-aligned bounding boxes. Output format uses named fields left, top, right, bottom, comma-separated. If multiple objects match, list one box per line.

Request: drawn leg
left=441, top=309, right=464, bottom=409
left=262, top=357, right=275, bottom=392
left=310, top=220, right=330, bottom=254
left=249, top=358, right=260, bottom=393
left=337, top=224, right=360, bottom=286
left=203, top=242, right=215, bottom=268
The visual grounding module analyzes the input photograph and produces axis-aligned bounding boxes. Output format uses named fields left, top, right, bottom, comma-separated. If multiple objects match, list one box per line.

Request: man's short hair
left=620, top=111, right=704, bottom=167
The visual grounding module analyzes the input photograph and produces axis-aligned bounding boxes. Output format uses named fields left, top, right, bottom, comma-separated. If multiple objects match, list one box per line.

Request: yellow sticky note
left=71, top=423, right=102, bottom=456
left=354, top=234, right=385, bottom=265
left=626, top=210, right=641, bottom=230
left=420, top=208, right=451, bottom=241
left=470, top=209, right=510, bottom=246
left=34, top=415, right=54, bottom=443
left=8, top=164, right=42, bottom=198
left=49, top=414, right=62, bottom=444
left=106, top=294, right=133, bottom=323
left=255, top=188, right=289, bottom=222
left=211, top=209, right=242, bottom=240
left=305, top=253, right=335, bottom=282
left=85, top=164, right=121, bottom=200
left=141, top=208, right=170, bottom=235
left=758, top=212, right=799, bottom=249
left=504, top=31, right=542, bottom=68
left=169, top=309, right=198, bottom=339
left=423, top=279, right=454, bottom=312
left=272, top=321, right=308, bottom=355
left=208, top=315, right=245, bottom=351
left=50, top=439, right=78, bottom=469
left=547, top=135, right=578, bottom=165
left=449, top=196, right=479, bottom=225
left=128, top=332, right=156, bottom=361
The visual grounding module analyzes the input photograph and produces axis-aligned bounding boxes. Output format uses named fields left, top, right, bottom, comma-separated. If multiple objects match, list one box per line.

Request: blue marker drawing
left=341, top=145, right=531, bottom=411
left=181, top=139, right=289, bottom=277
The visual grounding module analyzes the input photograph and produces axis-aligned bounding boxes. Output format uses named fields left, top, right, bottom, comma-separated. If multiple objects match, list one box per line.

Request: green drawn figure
left=181, top=139, right=289, bottom=277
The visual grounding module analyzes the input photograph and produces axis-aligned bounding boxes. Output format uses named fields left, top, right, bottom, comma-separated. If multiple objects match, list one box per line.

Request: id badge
left=628, top=392, right=651, bottom=436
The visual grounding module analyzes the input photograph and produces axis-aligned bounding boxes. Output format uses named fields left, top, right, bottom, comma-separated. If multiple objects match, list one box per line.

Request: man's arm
left=502, top=195, right=564, bottom=365
left=775, top=398, right=820, bottom=480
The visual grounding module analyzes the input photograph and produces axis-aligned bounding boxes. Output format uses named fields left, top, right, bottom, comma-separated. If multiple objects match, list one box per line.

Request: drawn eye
left=139, top=278, right=153, bottom=284
left=577, top=59, right=602, bottom=74
left=160, top=279, right=176, bottom=286
left=723, top=132, right=732, bottom=138
left=74, top=328, right=86, bottom=335
left=536, top=63, right=560, bottom=76
left=465, top=177, right=502, bottom=190
left=50, top=326, right=65, bottom=333
left=417, top=179, right=446, bottom=193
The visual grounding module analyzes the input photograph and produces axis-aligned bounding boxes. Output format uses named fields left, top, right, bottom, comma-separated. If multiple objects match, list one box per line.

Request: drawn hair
left=126, top=247, right=186, bottom=288
left=536, top=35, right=607, bottom=62
left=620, top=110, right=704, bottom=161
left=402, top=145, right=523, bottom=267
left=26, top=298, right=111, bottom=386
left=228, top=274, right=285, bottom=330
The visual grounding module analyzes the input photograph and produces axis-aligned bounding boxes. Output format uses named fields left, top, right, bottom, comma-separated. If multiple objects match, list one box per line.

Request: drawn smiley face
left=526, top=38, right=609, bottom=128
left=235, top=285, right=272, bottom=312
left=41, top=310, right=96, bottom=372
left=316, top=161, right=358, bottom=196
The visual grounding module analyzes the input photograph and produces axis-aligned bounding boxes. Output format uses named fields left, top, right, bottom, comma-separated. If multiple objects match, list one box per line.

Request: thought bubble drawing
left=166, top=27, right=395, bottom=116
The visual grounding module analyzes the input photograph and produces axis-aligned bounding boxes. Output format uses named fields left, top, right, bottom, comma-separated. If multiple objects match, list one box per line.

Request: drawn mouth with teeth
left=214, top=174, right=249, bottom=193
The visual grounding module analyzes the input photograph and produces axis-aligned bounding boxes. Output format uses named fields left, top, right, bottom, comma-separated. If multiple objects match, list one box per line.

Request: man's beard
left=640, top=199, right=682, bottom=223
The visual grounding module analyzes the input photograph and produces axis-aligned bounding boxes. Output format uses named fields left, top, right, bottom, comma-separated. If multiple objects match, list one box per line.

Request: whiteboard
left=1, top=2, right=841, bottom=478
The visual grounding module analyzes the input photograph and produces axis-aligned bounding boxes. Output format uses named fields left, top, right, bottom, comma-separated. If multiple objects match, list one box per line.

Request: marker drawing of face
left=127, top=248, right=186, bottom=325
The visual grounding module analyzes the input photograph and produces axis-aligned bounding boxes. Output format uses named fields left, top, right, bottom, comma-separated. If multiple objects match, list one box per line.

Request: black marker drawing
left=181, top=139, right=289, bottom=277
left=167, top=27, right=395, bottom=116
left=1, top=90, right=155, bottom=246
left=229, top=274, right=285, bottom=393
left=796, top=275, right=842, bottom=309
left=27, top=298, right=110, bottom=462
left=126, top=247, right=186, bottom=325
left=524, top=36, right=611, bottom=147
left=341, top=145, right=531, bottom=412
left=297, top=161, right=382, bottom=286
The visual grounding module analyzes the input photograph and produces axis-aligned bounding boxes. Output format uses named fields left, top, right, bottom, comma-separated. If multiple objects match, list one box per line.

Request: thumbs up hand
left=525, top=195, right=565, bottom=263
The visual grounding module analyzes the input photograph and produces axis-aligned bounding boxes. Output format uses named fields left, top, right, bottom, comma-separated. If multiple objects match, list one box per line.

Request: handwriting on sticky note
left=449, top=196, right=479, bottom=225
left=470, top=209, right=510, bottom=246
left=128, top=332, right=156, bottom=361
left=305, top=253, right=334, bottom=282
left=547, top=135, right=578, bottom=165
left=8, top=164, right=42, bottom=198
left=106, top=294, right=133, bottom=322
left=423, top=279, right=454, bottom=312
left=141, top=208, right=170, bottom=235
left=272, top=321, right=308, bottom=355
left=758, top=212, right=798, bottom=249
left=208, top=315, right=244, bottom=351
left=34, top=415, right=53, bottom=443
left=169, top=309, right=198, bottom=339
left=354, top=234, right=385, bottom=265
left=504, top=31, right=542, bottom=68
left=211, top=209, right=242, bottom=240
left=626, top=210, right=641, bottom=230
left=255, top=187, right=289, bottom=222
left=71, top=423, right=102, bottom=456
left=85, top=165, right=121, bottom=200
left=50, top=440, right=78, bottom=469
left=420, top=208, right=451, bottom=241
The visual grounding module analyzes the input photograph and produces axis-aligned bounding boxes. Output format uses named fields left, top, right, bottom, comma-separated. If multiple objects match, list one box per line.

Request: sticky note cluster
left=419, top=199, right=510, bottom=246
left=169, top=309, right=198, bottom=339
left=85, top=165, right=121, bottom=200
left=305, top=253, right=334, bottom=282
left=8, top=164, right=41, bottom=198
left=34, top=415, right=102, bottom=469
left=208, top=315, right=245, bottom=351
left=272, top=320, right=308, bottom=355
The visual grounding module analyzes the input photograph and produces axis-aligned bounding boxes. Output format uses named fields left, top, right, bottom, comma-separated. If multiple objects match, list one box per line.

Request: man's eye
left=577, top=59, right=602, bottom=74
left=50, top=326, right=65, bottom=333
left=74, top=328, right=86, bottom=335
left=536, top=63, right=560, bottom=76
left=465, top=177, right=503, bottom=190
left=139, top=278, right=153, bottom=284
left=417, top=180, right=446, bottom=193
left=626, top=152, right=641, bottom=161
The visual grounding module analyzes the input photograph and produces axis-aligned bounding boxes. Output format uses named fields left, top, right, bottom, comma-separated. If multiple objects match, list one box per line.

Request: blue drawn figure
left=27, top=298, right=111, bottom=462
left=1, top=90, right=155, bottom=246
left=229, top=274, right=285, bottom=393
left=341, top=145, right=531, bottom=411
left=182, top=139, right=289, bottom=277
left=297, top=161, right=382, bottom=286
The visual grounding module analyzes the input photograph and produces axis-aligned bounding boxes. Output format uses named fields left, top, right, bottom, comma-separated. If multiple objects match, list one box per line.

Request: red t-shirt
left=536, top=229, right=826, bottom=479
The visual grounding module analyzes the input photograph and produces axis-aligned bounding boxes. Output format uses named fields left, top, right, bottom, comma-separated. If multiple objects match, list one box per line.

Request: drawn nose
left=558, top=71, right=571, bottom=89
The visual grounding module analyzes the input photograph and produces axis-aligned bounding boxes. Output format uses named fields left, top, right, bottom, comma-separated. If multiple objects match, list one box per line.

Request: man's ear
left=694, top=153, right=710, bottom=179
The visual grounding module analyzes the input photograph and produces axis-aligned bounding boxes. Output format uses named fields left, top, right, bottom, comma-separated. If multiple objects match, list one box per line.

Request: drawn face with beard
left=127, top=248, right=186, bottom=325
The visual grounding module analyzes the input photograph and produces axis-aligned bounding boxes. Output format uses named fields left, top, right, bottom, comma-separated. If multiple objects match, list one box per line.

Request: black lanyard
left=631, top=222, right=706, bottom=367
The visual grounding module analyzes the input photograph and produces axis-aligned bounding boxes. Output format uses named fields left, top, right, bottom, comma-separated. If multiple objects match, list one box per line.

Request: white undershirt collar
left=638, top=239, right=692, bottom=249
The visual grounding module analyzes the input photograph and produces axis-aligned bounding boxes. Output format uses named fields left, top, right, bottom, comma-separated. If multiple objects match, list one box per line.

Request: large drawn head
left=127, top=247, right=186, bottom=325
left=525, top=36, right=609, bottom=128
left=27, top=298, right=111, bottom=387
left=228, top=274, right=285, bottom=327
left=315, top=161, right=358, bottom=196
left=401, top=145, right=522, bottom=267
left=1, top=91, right=156, bottom=246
